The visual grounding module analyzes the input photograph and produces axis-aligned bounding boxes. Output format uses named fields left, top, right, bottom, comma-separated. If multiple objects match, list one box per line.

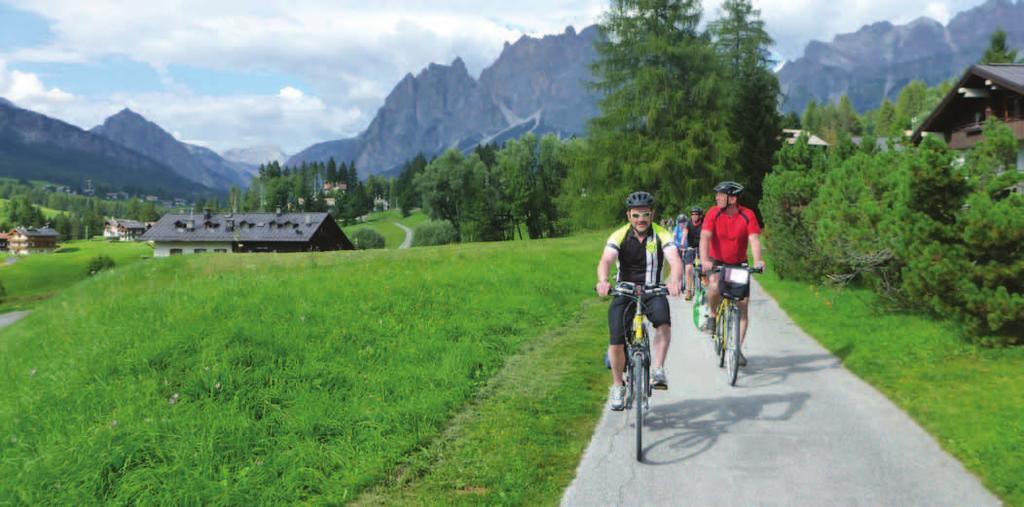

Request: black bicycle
left=610, top=281, right=668, bottom=462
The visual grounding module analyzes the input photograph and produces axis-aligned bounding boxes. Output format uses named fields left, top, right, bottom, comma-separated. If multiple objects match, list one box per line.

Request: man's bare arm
left=596, top=248, right=618, bottom=296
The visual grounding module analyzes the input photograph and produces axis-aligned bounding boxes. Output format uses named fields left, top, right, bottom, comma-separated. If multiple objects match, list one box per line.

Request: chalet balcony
left=949, top=117, right=1024, bottom=150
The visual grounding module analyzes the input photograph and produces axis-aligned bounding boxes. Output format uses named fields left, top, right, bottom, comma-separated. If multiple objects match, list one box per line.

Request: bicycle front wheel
left=716, top=311, right=726, bottom=367
left=633, top=351, right=646, bottom=462
left=726, top=307, right=741, bottom=386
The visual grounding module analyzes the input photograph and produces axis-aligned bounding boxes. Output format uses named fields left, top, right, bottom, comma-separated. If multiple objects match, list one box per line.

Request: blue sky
left=0, top=0, right=990, bottom=154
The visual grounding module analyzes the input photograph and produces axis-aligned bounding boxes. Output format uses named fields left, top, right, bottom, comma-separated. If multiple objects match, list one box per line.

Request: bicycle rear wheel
left=726, top=307, right=741, bottom=386
left=633, top=351, right=645, bottom=462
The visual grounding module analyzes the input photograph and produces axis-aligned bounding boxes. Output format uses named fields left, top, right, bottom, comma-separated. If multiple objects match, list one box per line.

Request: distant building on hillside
left=373, top=195, right=390, bottom=212
left=141, top=209, right=354, bottom=257
left=0, top=233, right=8, bottom=252
left=104, top=218, right=148, bottom=242
left=913, top=64, right=1024, bottom=172
left=8, top=226, right=59, bottom=254
left=782, top=129, right=829, bottom=148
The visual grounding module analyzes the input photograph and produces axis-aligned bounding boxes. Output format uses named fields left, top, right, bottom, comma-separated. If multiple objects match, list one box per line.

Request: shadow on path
left=641, top=391, right=811, bottom=465
left=736, top=352, right=840, bottom=388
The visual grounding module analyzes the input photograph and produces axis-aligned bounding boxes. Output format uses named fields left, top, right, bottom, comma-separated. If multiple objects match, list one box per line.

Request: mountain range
left=778, top=0, right=1024, bottom=112
left=3, top=1, right=1022, bottom=191
left=0, top=100, right=213, bottom=198
left=286, top=25, right=600, bottom=176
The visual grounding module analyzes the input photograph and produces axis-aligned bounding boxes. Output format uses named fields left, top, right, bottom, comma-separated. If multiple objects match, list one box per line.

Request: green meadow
left=758, top=274, right=1024, bottom=506
left=0, top=198, right=62, bottom=220
left=0, top=233, right=609, bottom=504
left=342, top=210, right=425, bottom=249
left=0, top=239, right=153, bottom=312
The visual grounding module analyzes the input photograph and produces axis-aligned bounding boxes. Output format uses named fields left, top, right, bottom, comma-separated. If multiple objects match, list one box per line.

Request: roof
left=12, top=226, right=59, bottom=238
left=914, top=64, right=1024, bottom=141
left=141, top=212, right=334, bottom=243
left=107, top=218, right=146, bottom=229
left=782, top=129, right=829, bottom=147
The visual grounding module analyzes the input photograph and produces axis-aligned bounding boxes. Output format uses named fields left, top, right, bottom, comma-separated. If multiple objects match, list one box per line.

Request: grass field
left=0, top=239, right=153, bottom=312
left=0, top=198, right=62, bottom=220
left=758, top=273, right=1024, bottom=506
left=342, top=210, right=425, bottom=248
left=0, top=233, right=607, bottom=504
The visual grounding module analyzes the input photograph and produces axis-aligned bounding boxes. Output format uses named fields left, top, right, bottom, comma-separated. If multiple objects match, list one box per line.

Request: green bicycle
left=710, top=264, right=762, bottom=386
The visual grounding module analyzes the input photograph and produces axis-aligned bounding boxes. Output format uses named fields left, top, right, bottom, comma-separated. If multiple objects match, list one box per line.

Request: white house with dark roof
left=141, top=209, right=354, bottom=257
left=104, top=218, right=148, bottom=241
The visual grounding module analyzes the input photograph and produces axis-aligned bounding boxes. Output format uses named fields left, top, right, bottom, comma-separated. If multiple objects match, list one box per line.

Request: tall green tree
left=710, top=0, right=783, bottom=212
left=980, top=28, right=1020, bottom=64
left=579, top=0, right=735, bottom=224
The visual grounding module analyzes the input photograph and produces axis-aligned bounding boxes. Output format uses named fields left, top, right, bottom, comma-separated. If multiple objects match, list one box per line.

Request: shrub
left=760, top=135, right=829, bottom=280
left=411, top=220, right=457, bottom=247
left=351, top=228, right=385, bottom=250
left=85, top=255, right=115, bottom=276
left=804, top=150, right=908, bottom=293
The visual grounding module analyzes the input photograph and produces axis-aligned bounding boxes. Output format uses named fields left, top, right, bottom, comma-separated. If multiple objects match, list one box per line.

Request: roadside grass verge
left=0, top=239, right=152, bottom=312
left=758, top=273, right=1024, bottom=506
left=354, top=300, right=608, bottom=506
left=0, top=233, right=603, bottom=504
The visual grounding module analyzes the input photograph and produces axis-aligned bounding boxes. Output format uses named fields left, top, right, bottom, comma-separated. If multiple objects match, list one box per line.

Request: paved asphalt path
left=0, top=311, right=30, bottom=331
left=395, top=222, right=413, bottom=249
left=561, top=281, right=1000, bottom=507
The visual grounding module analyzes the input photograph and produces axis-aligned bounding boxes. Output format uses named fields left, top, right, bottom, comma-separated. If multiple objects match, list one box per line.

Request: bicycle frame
left=611, top=280, right=667, bottom=461
left=709, top=264, right=761, bottom=385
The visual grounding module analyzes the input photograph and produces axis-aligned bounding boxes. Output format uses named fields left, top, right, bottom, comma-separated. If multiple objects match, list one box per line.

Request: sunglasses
left=630, top=211, right=652, bottom=219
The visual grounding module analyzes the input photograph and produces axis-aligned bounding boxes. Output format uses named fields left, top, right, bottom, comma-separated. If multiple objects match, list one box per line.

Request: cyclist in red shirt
left=699, top=181, right=765, bottom=366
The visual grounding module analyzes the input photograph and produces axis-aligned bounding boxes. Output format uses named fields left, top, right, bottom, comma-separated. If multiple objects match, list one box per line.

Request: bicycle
left=687, top=248, right=709, bottom=331
left=708, top=264, right=762, bottom=386
left=610, top=280, right=668, bottom=462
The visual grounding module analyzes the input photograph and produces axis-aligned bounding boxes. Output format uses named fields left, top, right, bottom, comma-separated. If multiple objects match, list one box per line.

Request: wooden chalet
left=104, top=218, right=148, bottom=241
left=913, top=64, right=1024, bottom=171
left=8, top=226, right=60, bottom=254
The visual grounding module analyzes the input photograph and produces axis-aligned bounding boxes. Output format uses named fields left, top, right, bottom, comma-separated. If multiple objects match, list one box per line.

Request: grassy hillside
left=0, top=239, right=152, bottom=311
left=0, top=197, right=62, bottom=220
left=342, top=210, right=425, bottom=249
left=758, top=274, right=1024, bottom=506
left=0, top=234, right=604, bottom=504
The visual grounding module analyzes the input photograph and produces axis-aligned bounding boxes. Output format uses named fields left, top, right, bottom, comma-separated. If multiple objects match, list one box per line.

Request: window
left=214, top=248, right=227, bottom=253
left=194, top=248, right=207, bottom=254
left=169, top=248, right=183, bottom=255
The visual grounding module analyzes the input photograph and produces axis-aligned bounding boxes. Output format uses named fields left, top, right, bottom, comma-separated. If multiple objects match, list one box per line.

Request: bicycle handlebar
left=610, top=282, right=669, bottom=298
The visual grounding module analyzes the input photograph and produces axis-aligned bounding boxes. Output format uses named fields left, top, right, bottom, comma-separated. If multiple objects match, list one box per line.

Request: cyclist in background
left=596, top=191, right=683, bottom=410
left=700, top=181, right=765, bottom=366
left=680, top=206, right=703, bottom=301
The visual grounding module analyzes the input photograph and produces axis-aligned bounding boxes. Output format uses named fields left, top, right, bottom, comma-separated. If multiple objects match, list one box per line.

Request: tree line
left=0, top=180, right=161, bottom=240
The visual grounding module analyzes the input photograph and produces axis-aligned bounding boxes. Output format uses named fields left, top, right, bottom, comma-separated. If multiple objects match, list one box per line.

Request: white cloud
left=279, top=86, right=304, bottom=100
left=0, top=58, right=74, bottom=107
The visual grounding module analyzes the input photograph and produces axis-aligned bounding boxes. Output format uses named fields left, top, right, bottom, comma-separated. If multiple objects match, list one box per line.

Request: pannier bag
left=720, top=266, right=750, bottom=300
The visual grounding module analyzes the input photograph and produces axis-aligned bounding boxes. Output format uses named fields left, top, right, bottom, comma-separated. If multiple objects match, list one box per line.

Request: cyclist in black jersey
left=596, top=191, right=683, bottom=410
left=681, top=206, right=703, bottom=300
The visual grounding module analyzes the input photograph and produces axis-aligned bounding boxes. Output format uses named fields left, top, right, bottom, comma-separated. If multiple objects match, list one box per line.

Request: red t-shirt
left=702, top=205, right=761, bottom=265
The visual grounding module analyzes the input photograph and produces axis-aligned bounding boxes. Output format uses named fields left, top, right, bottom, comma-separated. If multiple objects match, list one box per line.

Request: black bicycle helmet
left=713, top=181, right=744, bottom=196
left=690, top=206, right=703, bottom=215
left=625, top=191, right=655, bottom=208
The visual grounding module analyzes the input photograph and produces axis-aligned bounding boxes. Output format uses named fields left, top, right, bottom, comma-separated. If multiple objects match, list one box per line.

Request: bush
left=804, top=150, right=907, bottom=293
left=411, top=220, right=457, bottom=247
left=85, top=255, right=115, bottom=276
left=760, top=135, right=830, bottom=280
left=351, top=228, right=385, bottom=250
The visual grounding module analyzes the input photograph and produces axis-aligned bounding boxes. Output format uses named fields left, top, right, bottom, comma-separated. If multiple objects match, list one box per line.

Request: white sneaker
left=609, top=384, right=626, bottom=411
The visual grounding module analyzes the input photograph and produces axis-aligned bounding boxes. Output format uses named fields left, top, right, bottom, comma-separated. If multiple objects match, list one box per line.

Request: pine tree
left=710, top=0, right=783, bottom=213
left=582, top=0, right=736, bottom=222
left=980, top=29, right=1020, bottom=64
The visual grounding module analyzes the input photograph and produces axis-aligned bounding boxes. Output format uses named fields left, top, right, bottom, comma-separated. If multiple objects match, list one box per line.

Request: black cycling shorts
left=607, top=293, right=671, bottom=346
left=682, top=248, right=697, bottom=266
